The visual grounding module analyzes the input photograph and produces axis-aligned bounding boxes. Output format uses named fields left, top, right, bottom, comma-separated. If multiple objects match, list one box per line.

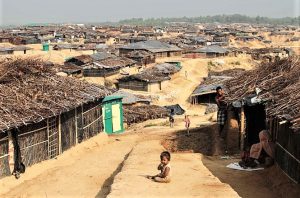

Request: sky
left=0, top=0, right=299, bottom=25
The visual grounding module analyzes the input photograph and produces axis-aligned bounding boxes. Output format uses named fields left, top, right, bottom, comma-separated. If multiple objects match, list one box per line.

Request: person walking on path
left=184, top=115, right=191, bottom=136
left=169, top=109, right=175, bottom=128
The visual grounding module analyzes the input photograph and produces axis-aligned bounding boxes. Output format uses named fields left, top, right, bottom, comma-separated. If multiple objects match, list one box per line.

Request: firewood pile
left=225, top=57, right=300, bottom=130
left=123, top=105, right=169, bottom=125
left=0, top=58, right=112, bottom=132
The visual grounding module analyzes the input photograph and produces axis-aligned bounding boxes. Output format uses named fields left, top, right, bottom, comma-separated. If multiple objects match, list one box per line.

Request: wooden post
left=81, top=105, right=84, bottom=138
left=47, top=118, right=50, bottom=159
left=75, top=108, right=78, bottom=145
left=240, top=107, right=245, bottom=151
left=8, top=131, right=14, bottom=174
left=58, top=114, right=62, bottom=154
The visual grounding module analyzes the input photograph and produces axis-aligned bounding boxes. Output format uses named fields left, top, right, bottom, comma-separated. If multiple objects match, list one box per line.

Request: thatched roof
left=118, top=63, right=179, bottom=83
left=225, top=57, right=300, bottom=131
left=191, top=69, right=246, bottom=97
left=0, top=58, right=112, bottom=132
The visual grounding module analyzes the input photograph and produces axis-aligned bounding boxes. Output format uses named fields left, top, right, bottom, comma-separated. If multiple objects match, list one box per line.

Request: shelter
left=117, top=63, right=180, bottom=92
left=190, top=69, right=245, bottom=105
left=0, top=47, right=14, bottom=55
left=0, top=58, right=112, bottom=178
left=126, top=51, right=155, bottom=66
left=119, top=40, right=182, bottom=58
left=189, top=45, right=230, bottom=58
left=224, top=58, right=300, bottom=183
left=12, top=46, right=33, bottom=55
left=65, top=52, right=136, bottom=77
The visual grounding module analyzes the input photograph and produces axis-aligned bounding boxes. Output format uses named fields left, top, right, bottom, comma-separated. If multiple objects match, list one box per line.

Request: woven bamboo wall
left=61, top=109, right=76, bottom=152
left=272, top=119, right=300, bottom=183
left=18, top=121, right=48, bottom=167
left=1, top=100, right=104, bottom=175
left=81, top=101, right=103, bottom=141
left=0, top=132, right=10, bottom=178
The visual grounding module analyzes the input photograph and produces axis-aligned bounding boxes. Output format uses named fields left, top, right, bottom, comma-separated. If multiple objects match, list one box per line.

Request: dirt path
left=0, top=124, right=289, bottom=198
left=108, top=140, right=240, bottom=198
left=202, top=157, right=280, bottom=198
left=0, top=133, right=138, bottom=198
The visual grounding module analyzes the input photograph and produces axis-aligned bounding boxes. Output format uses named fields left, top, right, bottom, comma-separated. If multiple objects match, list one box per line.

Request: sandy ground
left=0, top=133, right=138, bottom=198
left=1, top=120, right=294, bottom=198
left=108, top=140, right=239, bottom=198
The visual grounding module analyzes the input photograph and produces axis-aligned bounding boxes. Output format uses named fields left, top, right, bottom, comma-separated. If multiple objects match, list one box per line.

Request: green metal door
left=103, top=104, right=113, bottom=134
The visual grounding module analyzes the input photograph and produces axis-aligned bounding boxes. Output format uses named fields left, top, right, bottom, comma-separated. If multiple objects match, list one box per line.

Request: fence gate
left=48, top=117, right=59, bottom=159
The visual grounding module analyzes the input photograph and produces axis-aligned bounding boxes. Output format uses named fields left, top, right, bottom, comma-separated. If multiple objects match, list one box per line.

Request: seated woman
left=241, top=130, right=275, bottom=168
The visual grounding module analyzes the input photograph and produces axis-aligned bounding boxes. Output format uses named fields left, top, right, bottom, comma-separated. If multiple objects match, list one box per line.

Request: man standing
left=215, top=86, right=227, bottom=136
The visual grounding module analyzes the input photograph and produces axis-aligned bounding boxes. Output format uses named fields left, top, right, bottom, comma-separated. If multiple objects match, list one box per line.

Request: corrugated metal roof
left=110, top=90, right=151, bottom=105
left=194, top=45, right=229, bottom=54
left=120, top=40, right=182, bottom=52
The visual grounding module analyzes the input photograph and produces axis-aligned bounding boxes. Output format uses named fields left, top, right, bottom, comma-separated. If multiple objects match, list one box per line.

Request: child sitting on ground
left=148, top=151, right=171, bottom=183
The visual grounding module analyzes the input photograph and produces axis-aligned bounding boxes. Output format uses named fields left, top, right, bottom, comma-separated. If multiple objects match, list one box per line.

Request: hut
left=12, top=46, right=33, bottom=55
left=117, top=72, right=170, bottom=92
left=52, top=44, right=79, bottom=52
left=65, top=52, right=136, bottom=78
left=224, top=58, right=300, bottom=183
left=0, top=47, right=14, bottom=55
left=190, top=69, right=245, bottom=105
left=117, top=63, right=180, bottom=92
left=0, top=35, right=13, bottom=43
left=126, top=51, right=156, bottom=66
left=119, top=40, right=182, bottom=58
left=189, top=45, right=230, bottom=58
left=0, top=58, right=112, bottom=178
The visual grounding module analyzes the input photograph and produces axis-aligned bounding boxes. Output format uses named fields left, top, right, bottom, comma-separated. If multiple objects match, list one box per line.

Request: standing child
left=184, top=115, right=191, bottom=136
left=169, top=109, right=175, bottom=128
left=148, top=151, right=171, bottom=183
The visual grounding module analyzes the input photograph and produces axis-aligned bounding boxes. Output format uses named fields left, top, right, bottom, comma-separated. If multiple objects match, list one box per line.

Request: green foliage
left=118, top=14, right=300, bottom=26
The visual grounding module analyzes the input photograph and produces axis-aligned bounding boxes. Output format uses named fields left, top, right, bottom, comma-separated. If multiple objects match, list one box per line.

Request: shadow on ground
left=95, top=150, right=132, bottom=198
left=202, top=156, right=282, bottom=198
left=162, top=124, right=283, bottom=198
left=161, top=124, right=220, bottom=155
